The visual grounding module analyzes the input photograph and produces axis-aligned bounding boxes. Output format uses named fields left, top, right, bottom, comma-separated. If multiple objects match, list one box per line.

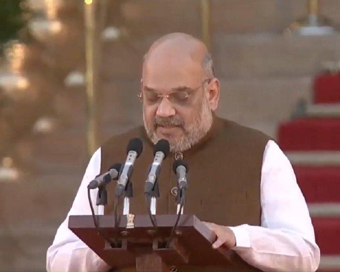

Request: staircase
left=278, top=73, right=340, bottom=271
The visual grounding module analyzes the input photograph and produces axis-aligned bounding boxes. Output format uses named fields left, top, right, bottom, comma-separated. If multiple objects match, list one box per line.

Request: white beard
left=143, top=96, right=213, bottom=153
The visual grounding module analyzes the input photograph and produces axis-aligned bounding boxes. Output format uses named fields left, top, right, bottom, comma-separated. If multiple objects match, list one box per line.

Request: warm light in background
left=0, top=72, right=30, bottom=95
left=45, top=0, right=58, bottom=19
left=0, top=157, right=19, bottom=182
left=27, top=0, right=63, bottom=19
left=85, top=0, right=93, bottom=5
left=28, top=18, right=62, bottom=41
left=3, top=157, right=14, bottom=168
left=5, top=41, right=27, bottom=73
left=32, top=117, right=58, bottom=134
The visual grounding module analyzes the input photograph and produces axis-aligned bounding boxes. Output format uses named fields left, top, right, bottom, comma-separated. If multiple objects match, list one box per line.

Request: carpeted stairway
left=278, top=73, right=340, bottom=271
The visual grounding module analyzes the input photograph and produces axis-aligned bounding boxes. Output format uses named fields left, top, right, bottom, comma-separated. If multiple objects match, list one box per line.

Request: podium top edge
left=68, top=214, right=201, bottom=229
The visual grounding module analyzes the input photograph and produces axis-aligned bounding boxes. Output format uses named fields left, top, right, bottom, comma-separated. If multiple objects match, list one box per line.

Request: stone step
left=214, top=34, right=340, bottom=79
left=213, top=0, right=340, bottom=35
left=109, top=0, right=201, bottom=37
left=217, top=77, right=312, bottom=126
left=309, top=203, right=340, bottom=217
left=32, top=130, right=88, bottom=174
left=111, top=0, right=340, bottom=36
left=287, top=151, right=340, bottom=166
left=30, top=122, right=139, bottom=174
left=0, top=173, right=83, bottom=226
left=0, top=224, right=56, bottom=271
left=319, top=255, right=340, bottom=271
left=306, top=104, right=340, bottom=118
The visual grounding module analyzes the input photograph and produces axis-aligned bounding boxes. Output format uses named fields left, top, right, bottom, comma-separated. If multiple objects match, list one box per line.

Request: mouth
left=156, top=125, right=182, bottom=133
left=157, top=125, right=179, bottom=128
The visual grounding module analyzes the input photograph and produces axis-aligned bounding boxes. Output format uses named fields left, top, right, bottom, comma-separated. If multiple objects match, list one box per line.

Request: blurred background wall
left=0, top=0, right=339, bottom=271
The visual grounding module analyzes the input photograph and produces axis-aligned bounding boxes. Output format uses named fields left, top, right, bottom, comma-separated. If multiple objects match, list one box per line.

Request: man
left=47, top=33, right=320, bottom=271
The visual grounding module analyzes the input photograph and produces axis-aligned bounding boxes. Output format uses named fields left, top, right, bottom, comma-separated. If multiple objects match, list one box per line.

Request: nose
left=156, top=97, right=176, bottom=118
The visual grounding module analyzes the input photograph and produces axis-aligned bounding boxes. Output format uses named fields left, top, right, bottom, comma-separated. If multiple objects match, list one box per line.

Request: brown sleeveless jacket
left=101, top=117, right=270, bottom=271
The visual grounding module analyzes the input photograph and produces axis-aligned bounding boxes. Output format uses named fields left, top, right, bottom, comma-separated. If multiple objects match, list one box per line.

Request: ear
left=205, top=78, right=220, bottom=111
left=140, top=79, right=143, bottom=91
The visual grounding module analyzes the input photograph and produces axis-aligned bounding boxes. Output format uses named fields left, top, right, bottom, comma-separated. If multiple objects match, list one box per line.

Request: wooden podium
left=69, top=214, right=237, bottom=271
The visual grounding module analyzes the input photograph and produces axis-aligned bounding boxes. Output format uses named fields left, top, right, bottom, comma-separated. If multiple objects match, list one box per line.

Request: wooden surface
left=69, top=214, right=233, bottom=270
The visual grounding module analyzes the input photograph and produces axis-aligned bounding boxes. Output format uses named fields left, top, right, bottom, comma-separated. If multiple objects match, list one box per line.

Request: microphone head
left=172, top=159, right=189, bottom=174
left=154, top=139, right=170, bottom=158
left=127, top=138, right=143, bottom=158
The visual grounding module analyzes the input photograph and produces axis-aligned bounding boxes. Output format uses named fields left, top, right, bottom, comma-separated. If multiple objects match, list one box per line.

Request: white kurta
left=46, top=140, right=320, bottom=272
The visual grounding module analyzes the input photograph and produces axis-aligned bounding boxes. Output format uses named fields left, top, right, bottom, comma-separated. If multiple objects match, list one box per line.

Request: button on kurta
left=170, top=265, right=178, bottom=272
left=174, top=152, right=183, bottom=160
left=170, top=186, right=178, bottom=197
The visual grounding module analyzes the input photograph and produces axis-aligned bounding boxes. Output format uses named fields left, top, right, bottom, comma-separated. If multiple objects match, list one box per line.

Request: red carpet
left=312, top=217, right=340, bottom=255
left=294, top=166, right=340, bottom=203
left=278, top=118, right=340, bottom=151
left=278, top=72, right=340, bottom=271
left=314, top=74, right=340, bottom=104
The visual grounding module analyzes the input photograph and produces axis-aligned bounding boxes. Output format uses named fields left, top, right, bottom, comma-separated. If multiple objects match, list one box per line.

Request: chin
left=157, top=131, right=182, bottom=142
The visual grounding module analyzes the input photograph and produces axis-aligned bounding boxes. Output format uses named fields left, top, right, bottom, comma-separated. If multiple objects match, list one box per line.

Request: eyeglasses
left=139, top=78, right=212, bottom=107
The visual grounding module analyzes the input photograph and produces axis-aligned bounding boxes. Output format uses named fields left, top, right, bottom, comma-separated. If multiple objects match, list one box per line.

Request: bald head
left=143, top=33, right=214, bottom=82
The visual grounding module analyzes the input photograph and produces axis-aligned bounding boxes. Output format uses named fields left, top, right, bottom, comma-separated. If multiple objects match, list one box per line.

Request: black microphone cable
left=87, top=187, right=117, bottom=247
left=167, top=159, right=189, bottom=248
left=145, top=194, right=158, bottom=230
left=166, top=187, right=186, bottom=248
left=87, top=163, right=122, bottom=248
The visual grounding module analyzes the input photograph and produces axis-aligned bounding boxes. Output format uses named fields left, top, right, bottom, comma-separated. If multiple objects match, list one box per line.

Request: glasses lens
left=144, top=92, right=160, bottom=104
left=170, top=92, right=190, bottom=106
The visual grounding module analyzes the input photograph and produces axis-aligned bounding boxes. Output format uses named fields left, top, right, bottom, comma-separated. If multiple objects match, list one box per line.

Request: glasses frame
left=138, top=78, right=213, bottom=106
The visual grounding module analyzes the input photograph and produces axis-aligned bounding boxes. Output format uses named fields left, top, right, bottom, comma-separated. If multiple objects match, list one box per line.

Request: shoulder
left=218, top=117, right=272, bottom=144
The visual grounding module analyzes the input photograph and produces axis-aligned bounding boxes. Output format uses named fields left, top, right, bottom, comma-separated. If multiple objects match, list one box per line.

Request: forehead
left=142, top=52, right=204, bottom=91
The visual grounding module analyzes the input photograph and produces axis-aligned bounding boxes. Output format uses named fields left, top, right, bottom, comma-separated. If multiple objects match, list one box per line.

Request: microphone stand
left=145, top=181, right=160, bottom=231
left=96, top=186, right=108, bottom=215
left=176, top=186, right=185, bottom=214
left=89, top=184, right=117, bottom=248
left=146, top=181, right=160, bottom=215
left=111, top=179, right=133, bottom=248
left=166, top=186, right=186, bottom=248
left=122, top=181, right=133, bottom=215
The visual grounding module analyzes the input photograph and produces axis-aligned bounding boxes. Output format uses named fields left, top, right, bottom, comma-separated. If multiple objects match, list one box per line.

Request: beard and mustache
left=143, top=96, right=213, bottom=153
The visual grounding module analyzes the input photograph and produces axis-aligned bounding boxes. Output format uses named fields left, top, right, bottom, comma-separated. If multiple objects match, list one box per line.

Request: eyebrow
left=143, top=86, right=193, bottom=93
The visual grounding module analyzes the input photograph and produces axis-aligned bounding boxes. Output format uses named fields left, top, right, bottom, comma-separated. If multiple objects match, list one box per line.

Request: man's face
left=141, top=56, right=213, bottom=153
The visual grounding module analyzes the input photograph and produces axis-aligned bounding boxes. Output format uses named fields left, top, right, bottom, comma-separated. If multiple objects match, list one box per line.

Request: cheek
left=177, top=109, right=194, bottom=126
left=143, top=106, right=156, bottom=124
left=185, top=100, right=203, bottom=121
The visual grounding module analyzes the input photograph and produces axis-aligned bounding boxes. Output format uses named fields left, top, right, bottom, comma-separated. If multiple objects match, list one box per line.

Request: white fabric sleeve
left=46, top=148, right=111, bottom=272
left=229, top=140, right=320, bottom=272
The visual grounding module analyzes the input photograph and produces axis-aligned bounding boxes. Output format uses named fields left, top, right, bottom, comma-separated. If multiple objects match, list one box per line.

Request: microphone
left=88, top=163, right=122, bottom=189
left=172, top=159, right=189, bottom=190
left=145, top=139, right=170, bottom=194
left=116, top=138, right=143, bottom=197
